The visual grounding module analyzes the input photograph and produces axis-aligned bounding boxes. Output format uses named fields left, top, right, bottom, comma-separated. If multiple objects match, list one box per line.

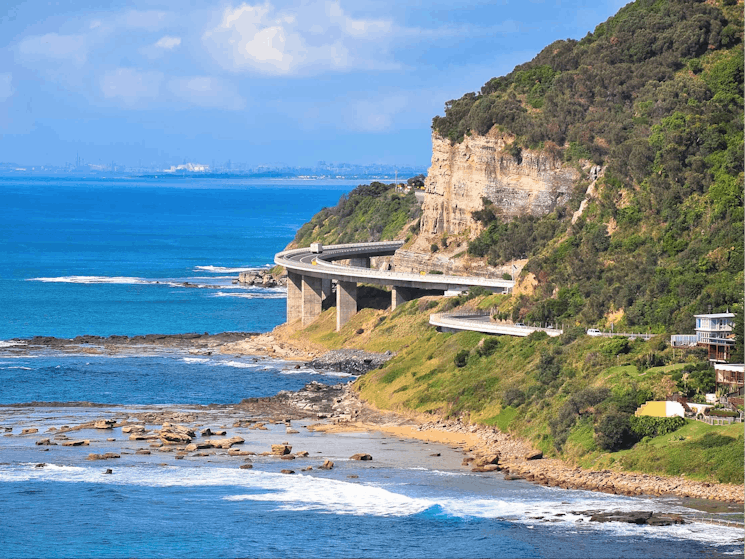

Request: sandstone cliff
left=414, top=132, right=580, bottom=247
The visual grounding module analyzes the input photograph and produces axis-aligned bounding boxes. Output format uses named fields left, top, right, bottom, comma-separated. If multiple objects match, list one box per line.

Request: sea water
left=0, top=176, right=742, bottom=557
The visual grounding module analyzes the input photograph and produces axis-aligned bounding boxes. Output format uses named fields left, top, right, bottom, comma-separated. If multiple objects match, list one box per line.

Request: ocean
left=0, top=176, right=741, bottom=558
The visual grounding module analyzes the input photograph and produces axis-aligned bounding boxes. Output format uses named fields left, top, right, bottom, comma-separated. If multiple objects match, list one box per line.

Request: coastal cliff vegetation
left=434, top=0, right=744, bottom=332
left=291, top=182, right=420, bottom=247
left=280, top=0, right=744, bottom=484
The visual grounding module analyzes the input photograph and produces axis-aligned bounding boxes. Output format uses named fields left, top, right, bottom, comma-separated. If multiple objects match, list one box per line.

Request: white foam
left=26, top=276, right=246, bottom=291
left=215, top=360, right=263, bottom=369
left=3, top=366, right=32, bottom=370
left=280, top=368, right=354, bottom=377
left=181, top=357, right=210, bottom=364
left=0, top=464, right=738, bottom=546
left=0, top=341, right=26, bottom=348
left=212, top=291, right=286, bottom=299
left=28, top=276, right=146, bottom=284
left=195, top=265, right=270, bottom=273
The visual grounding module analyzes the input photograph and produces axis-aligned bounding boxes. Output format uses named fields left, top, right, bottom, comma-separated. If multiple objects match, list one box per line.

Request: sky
left=0, top=0, right=629, bottom=168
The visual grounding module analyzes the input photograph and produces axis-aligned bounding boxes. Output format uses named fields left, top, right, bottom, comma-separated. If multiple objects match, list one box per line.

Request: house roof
left=694, top=313, right=735, bottom=319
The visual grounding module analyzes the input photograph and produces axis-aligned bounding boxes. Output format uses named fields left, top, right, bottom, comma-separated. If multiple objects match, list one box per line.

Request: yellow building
left=635, top=401, right=685, bottom=418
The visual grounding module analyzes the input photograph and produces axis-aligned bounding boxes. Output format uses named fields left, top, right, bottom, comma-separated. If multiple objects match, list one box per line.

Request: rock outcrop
left=412, top=132, right=581, bottom=249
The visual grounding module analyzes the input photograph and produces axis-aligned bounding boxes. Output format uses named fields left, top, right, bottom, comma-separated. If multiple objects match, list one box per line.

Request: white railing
left=430, top=313, right=563, bottom=338
left=276, top=242, right=515, bottom=290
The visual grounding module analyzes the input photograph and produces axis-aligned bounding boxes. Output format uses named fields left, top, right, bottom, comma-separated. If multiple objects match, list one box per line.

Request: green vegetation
left=293, top=182, right=421, bottom=247
left=287, top=293, right=743, bottom=484
left=280, top=0, right=745, bottom=487
left=435, top=0, right=744, bottom=332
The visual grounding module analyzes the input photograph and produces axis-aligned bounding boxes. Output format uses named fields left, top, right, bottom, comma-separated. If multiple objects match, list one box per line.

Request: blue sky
left=1, top=0, right=628, bottom=168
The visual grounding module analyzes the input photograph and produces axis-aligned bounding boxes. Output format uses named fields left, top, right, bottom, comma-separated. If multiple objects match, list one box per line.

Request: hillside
left=276, top=0, right=744, bottom=488
left=290, top=182, right=421, bottom=248
left=280, top=295, right=743, bottom=486
left=429, top=0, right=743, bottom=333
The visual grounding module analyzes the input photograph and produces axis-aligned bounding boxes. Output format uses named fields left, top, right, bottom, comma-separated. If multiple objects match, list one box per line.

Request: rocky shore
left=236, top=269, right=287, bottom=288
left=307, top=349, right=395, bottom=375
left=409, top=417, right=745, bottom=504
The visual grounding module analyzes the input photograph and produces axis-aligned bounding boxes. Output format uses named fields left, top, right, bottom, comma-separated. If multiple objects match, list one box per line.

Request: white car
left=514, top=322, right=526, bottom=327
left=587, top=328, right=602, bottom=336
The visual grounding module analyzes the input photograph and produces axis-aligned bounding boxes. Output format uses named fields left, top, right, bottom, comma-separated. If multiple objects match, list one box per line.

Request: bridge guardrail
left=276, top=242, right=514, bottom=290
left=430, top=312, right=563, bottom=338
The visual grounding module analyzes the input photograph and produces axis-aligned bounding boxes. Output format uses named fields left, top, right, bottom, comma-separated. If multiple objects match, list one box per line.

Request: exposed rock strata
left=419, top=132, right=580, bottom=239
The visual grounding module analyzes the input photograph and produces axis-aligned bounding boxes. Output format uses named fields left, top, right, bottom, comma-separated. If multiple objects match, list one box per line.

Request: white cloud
left=168, top=76, right=245, bottom=110
left=17, top=33, right=88, bottom=65
left=203, top=1, right=395, bottom=75
left=155, top=36, right=182, bottom=50
left=0, top=73, right=13, bottom=102
left=100, top=68, right=164, bottom=106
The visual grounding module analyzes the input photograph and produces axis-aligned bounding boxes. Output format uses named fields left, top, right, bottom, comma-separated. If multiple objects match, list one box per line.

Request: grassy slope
left=287, top=295, right=743, bottom=485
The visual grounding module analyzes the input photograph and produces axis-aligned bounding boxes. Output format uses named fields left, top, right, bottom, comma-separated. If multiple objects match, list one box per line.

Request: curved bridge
left=275, top=241, right=514, bottom=330
left=429, top=312, right=562, bottom=337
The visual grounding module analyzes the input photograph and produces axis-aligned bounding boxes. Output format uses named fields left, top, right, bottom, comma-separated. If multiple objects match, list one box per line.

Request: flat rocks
left=158, top=423, right=195, bottom=445
left=280, top=469, right=295, bottom=474
left=87, top=453, right=120, bottom=460
left=21, top=428, right=39, bottom=435
left=35, top=438, right=55, bottom=446
left=350, top=453, right=372, bottom=461
left=94, top=419, right=115, bottom=429
left=319, top=460, right=334, bottom=470
left=589, top=511, right=684, bottom=526
left=62, top=439, right=90, bottom=447
left=525, top=450, right=543, bottom=461
left=271, top=444, right=292, bottom=455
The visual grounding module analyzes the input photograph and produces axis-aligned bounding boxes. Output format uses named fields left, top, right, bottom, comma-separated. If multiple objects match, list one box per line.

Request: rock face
left=413, top=132, right=580, bottom=247
left=307, top=350, right=393, bottom=375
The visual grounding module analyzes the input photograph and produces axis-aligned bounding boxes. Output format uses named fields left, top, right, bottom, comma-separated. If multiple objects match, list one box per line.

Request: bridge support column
left=391, top=286, right=413, bottom=311
left=349, top=257, right=369, bottom=268
left=302, top=275, right=323, bottom=325
left=321, top=278, right=332, bottom=301
left=336, top=281, right=357, bottom=331
left=286, top=272, right=303, bottom=323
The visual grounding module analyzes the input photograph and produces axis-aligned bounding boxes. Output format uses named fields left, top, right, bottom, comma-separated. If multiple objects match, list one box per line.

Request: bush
left=629, top=415, right=686, bottom=438
left=596, top=412, right=635, bottom=451
left=503, top=386, right=526, bottom=407
left=559, top=325, right=586, bottom=344
left=454, top=350, right=469, bottom=368
left=537, top=350, right=561, bottom=384
left=430, top=243, right=439, bottom=253
left=477, top=336, right=501, bottom=357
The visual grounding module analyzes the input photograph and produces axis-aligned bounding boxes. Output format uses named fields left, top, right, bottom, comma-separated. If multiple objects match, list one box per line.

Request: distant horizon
left=0, top=160, right=428, bottom=178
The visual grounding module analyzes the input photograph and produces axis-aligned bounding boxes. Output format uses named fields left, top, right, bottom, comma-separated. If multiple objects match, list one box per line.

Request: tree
left=731, top=303, right=744, bottom=363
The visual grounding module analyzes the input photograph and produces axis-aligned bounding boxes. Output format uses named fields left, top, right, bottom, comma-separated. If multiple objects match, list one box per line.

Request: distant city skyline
left=1, top=0, right=627, bottom=167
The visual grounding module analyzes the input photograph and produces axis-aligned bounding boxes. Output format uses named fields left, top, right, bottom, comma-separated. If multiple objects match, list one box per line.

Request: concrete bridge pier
left=321, top=278, right=332, bottom=301
left=391, top=286, right=413, bottom=310
left=287, top=271, right=303, bottom=323
left=302, top=275, right=323, bottom=325
left=336, top=281, right=357, bottom=331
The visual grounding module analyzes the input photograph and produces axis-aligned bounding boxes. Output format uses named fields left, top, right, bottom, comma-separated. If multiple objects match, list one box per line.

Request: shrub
left=503, top=387, right=526, bottom=407
left=537, top=350, right=561, bottom=384
left=629, top=415, right=686, bottom=438
left=430, top=243, right=439, bottom=253
left=596, top=412, right=635, bottom=451
left=454, top=350, right=469, bottom=368
left=477, top=336, right=501, bottom=357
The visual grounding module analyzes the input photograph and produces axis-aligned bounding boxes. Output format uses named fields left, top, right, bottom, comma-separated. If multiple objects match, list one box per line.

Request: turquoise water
left=0, top=176, right=351, bottom=339
left=0, top=176, right=741, bottom=557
